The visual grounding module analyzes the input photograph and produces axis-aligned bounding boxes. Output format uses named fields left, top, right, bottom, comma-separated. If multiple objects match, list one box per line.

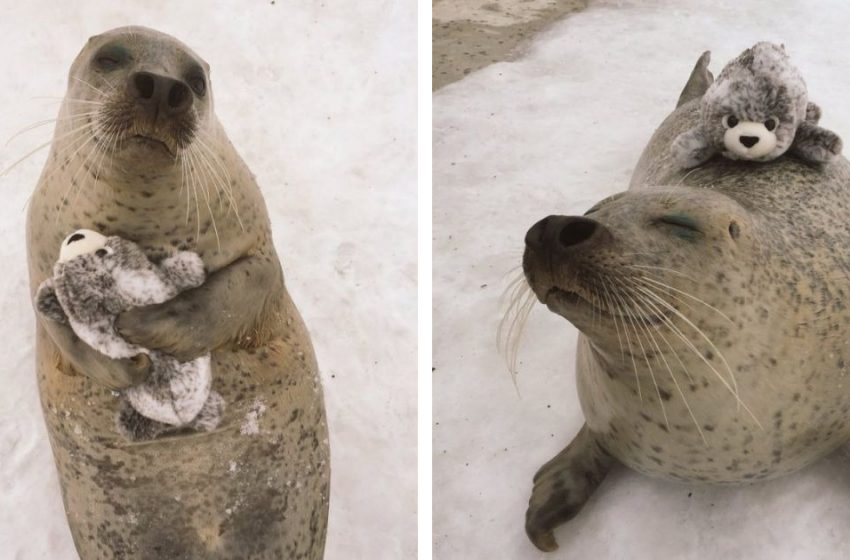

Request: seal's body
left=26, top=27, right=329, bottom=559
left=521, top=51, right=850, bottom=551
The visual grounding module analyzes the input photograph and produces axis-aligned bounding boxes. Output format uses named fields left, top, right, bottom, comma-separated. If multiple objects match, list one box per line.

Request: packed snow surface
left=434, top=1, right=850, bottom=558
left=0, top=1, right=416, bottom=558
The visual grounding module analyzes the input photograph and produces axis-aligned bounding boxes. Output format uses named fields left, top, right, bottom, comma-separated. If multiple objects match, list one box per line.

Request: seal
left=521, top=51, right=850, bottom=551
left=26, top=26, right=329, bottom=559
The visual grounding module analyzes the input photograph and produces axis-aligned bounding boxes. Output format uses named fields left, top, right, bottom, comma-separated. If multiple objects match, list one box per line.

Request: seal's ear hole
left=67, top=233, right=85, bottom=244
left=95, top=248, right=108, bottom=257
left=728, top=221, right=741, bottom=240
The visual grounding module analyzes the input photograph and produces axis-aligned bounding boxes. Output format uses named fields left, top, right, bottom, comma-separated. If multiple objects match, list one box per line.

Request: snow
left=434, top=1, right=850, bottom=558
left=0, top=1, right=416, bottom=559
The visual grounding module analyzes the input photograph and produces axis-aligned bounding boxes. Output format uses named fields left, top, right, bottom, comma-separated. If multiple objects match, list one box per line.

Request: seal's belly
left=37, top=331, right=329, bottom=560
left=575, top=335, right=850, bottom=483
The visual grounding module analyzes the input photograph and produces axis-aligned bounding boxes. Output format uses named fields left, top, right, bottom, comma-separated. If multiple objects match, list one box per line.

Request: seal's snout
left=130, top=71, right=193, bottom=117
left=525, top=215, right=603, bottom=252
left=739, top=135, right=759, bottom=148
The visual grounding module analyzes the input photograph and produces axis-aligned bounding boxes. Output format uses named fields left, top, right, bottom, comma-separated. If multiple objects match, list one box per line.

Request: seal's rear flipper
left=676, top=50, right=713, bottom=108
left=525, top=424, right=614, bottom=552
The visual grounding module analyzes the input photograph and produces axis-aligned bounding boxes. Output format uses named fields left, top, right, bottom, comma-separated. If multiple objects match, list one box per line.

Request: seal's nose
left=129, top=71, right=193, bottom=117
left=739, top=135, right=759, bottom=148
left=525, top=215, right=603, bottom=251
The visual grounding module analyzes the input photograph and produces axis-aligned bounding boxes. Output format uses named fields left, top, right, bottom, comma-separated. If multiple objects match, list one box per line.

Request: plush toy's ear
left=59, top=229, right=108, bottom=262
left=672, top=125, right=716, bottom=168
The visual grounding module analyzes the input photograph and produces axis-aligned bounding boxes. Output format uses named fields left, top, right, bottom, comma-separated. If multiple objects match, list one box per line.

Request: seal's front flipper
left=525, top=424, right=614, bottom=552
left=676, top=50, right=713, bottom=108
left=792, top=121, right=843, bottom=163
left=35, top=279, right=67, bottom=324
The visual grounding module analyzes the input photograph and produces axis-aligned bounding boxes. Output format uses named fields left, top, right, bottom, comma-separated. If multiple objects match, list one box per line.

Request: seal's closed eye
left=654, top=214, right=702, bottom=240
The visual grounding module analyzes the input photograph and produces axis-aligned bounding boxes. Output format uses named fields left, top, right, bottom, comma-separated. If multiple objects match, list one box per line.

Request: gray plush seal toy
left=672, top=42, right=842, bottom=168
left=35, top=229, right=225, bottom=441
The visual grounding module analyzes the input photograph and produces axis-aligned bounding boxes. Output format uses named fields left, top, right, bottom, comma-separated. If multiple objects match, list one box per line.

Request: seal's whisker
left=628, top=281, right=762, bottom=429
left=195, top=133, right=244, bottom=230
left=4, top=112, right=100, bottom=147
left=618, top=289, right=669, bottom=429
left=607, top=286, right=642, bottom=400
left=62, top=120, right=119, bottom=219
left=599, top=278, right=625, bottom=361
left=638, top=276, right=734, bottom=325
left=187, top=146, right=221, bottom=250
left=497, top=276, right=536, bottom=382
left=0, top=121, right=96, bottom=177
left=625, top=263, right=697, bottom=282
left=627, top=289, right=707, bottom=444
left=72, top=76, right=112, bottom=97
left=193, top=140, right=232, bottom=215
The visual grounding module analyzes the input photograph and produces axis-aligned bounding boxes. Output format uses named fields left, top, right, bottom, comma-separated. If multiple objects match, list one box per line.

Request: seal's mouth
left=124, top=134, right=177, bottom=156
left=544, top=285, right=667, bottom=326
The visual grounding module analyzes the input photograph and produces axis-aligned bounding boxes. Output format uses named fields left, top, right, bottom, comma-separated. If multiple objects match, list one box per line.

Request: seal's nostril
left=739, top=135, right=759, bottom=148
left=525, top=216, right=551, bottom=248
left=134, top=73, right=155, bottom=99
left=168, top=82, right=190, bottom=110
left=558, top=218, right=597, bottom=248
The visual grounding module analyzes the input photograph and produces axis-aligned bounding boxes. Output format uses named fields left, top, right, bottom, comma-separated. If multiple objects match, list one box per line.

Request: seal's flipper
left=792, top=121, right=843, bottom=163
left=676, top=50, right=713, bottom=108
left=525, top=424, right=614, bottom=552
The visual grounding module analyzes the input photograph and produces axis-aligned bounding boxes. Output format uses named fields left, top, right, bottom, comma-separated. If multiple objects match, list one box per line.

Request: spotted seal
left=26, top=26, right=329, bottom=559
left=521, top=50, right=850, bottom=551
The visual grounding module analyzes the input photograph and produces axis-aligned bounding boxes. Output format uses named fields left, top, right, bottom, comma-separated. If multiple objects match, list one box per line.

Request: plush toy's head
left=59, top=229, right=109, bottom=262
left=58, top=229, right=155, bottom=273
left=700, top=42, right=808, bottom=161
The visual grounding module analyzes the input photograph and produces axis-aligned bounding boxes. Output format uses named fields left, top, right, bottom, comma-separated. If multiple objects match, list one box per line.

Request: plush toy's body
left=672, top=42, right=842, bottom=168
left=36, top=229, right=224, bottom=441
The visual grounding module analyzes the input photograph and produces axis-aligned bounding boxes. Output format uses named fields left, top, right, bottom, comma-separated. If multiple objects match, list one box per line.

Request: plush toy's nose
left=739, top=135, right=759, bottom=148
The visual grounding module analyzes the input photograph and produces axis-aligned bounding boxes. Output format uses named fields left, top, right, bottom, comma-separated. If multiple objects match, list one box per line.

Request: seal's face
left=523, top=187, right=761, bottom=379
left=64, top=26, right=213, bottom=164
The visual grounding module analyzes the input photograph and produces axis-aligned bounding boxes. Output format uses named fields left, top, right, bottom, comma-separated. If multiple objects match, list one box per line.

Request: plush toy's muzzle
left=723, top=120, right=778, bottom=160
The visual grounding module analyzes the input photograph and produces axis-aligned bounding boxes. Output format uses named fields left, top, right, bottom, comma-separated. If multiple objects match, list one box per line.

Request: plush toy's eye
left=764, top=117, right=777, bottom=132
left=95, top=249, right=108, bottom=257
left=723, top=115, right=739, bottom=128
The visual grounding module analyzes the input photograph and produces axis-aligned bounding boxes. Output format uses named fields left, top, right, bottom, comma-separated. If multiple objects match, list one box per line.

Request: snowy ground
left=434, top=1, right=850, bottom=559
left=0, top=1, right=416, bottom=559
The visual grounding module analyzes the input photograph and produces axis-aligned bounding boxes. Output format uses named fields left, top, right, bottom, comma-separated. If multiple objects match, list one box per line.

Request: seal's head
left=64, top=26, right=213, bottom=164
left=700, top=42, right=807, bottom=161
left=522, top=186, right=764, bottom=381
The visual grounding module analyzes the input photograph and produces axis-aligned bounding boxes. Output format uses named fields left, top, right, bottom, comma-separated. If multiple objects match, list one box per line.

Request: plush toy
left=35, top=229, right=224, bottom=441
left=672, top=42, right=842, bottom=168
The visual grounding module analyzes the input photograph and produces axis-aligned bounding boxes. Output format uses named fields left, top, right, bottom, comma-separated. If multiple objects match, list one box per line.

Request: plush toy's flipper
left=676, top=50, right=713, bottom=108
left=792, top=121, right=843, bottom=163
left=35, top=279, right=68, bottom=324
left=160, top=251, right=206, bottom=292
left=116, top=400, right=171, bottom=442
left=806, top=102, right=822, bottom=125
left=672, top=126, right=716, bottom=169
